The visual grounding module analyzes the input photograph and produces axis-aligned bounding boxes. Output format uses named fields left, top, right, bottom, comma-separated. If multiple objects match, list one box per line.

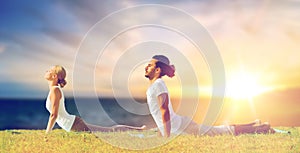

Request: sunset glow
left=1, top=0, right=300, bottom=126
left=226, top=71, right=270, bottom=100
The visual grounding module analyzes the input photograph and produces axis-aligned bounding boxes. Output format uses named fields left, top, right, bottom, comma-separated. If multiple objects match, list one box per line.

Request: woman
left=44, top=65, right=146, bottom=134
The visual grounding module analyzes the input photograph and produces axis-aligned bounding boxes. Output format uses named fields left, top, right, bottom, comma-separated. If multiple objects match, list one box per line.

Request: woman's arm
left=157, top=93, right=171, bottom=137
left=45, top=87, right=61, bottom=134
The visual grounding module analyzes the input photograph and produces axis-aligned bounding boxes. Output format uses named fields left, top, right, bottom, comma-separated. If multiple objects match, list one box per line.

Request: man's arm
left=157, top=93, right=171, bottom=137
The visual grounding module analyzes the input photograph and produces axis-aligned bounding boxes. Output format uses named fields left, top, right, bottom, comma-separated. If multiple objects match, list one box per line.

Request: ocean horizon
left=0, top=97, right=156, bottom=130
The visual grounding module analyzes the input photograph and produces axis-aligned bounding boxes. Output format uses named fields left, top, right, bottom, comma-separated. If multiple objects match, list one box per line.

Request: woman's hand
left=44, top=135, right=48, bottom=142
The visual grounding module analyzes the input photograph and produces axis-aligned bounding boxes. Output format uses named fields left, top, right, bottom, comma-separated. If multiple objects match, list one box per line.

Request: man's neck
left=149, top=76, right=161, bottom=84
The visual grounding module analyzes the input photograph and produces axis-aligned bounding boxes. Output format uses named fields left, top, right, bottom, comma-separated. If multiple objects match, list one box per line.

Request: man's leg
left=233, top=123, right=271, bottom=135
left=184, top=121, right=199, bottom=135
left=179, top=116, right=199, bottom=135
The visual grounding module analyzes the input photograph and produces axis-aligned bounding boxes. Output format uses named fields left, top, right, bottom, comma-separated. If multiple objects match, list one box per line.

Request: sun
left=226, top=71, right=267, bottom=99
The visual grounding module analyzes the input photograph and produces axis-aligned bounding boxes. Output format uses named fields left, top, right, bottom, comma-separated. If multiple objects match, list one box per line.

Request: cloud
left=0, top=44, right=5, bottom=53
left=0, top=0, right=299, bottom=98
left=41, top=27, right=82, bottom=48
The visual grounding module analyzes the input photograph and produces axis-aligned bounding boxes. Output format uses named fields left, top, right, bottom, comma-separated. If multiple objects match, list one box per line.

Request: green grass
left=1, top=127, right=299, bottom=153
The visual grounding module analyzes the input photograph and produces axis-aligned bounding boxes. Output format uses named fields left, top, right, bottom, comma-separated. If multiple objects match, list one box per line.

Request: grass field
left=1, top=127, right=299, bottom=153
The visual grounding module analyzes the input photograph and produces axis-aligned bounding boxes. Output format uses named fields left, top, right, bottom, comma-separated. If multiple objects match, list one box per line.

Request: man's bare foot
left=254, top=119, right=261, bottom=125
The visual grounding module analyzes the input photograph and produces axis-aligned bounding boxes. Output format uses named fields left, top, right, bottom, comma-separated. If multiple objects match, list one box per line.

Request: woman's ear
left=52, top=73, right=58, bottom=79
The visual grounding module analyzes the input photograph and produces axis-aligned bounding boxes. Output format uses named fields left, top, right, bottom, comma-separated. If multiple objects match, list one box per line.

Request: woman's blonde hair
left=53, top=65, right=67, bottom=88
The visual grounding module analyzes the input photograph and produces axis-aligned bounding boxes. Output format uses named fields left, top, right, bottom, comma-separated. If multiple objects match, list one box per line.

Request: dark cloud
left=54, top=0, right=125, bottom=29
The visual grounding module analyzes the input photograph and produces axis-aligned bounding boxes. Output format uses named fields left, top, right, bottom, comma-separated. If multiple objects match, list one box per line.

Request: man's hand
left=157, top=130, right=162, bottom=137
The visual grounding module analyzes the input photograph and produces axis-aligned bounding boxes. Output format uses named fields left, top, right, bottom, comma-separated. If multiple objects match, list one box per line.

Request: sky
left=0, top=0, right=300, bottom=125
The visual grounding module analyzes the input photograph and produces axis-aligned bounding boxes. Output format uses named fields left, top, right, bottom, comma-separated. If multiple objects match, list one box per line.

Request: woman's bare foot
left=112, top=125, right=147, bottom=131
left=140, top=125, right=146, bottom=130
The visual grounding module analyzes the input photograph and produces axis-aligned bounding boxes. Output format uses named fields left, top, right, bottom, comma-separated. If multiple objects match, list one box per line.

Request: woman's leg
left=71, top=116, right=92, bottom=132
left=111, top=125, right=146, bottom=132
left=86, top=124, right=146, bottom=132
left=71, top=116, right=146, bottom=132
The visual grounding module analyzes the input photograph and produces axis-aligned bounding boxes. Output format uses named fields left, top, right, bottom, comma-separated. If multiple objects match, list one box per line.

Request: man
left=144, top=55, right=180, bottom=137
left=145, top=55, right=274, bottom=137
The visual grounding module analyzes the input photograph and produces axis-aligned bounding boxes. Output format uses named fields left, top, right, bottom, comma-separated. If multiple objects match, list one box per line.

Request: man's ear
left=155, top=67, right=161, bottom=74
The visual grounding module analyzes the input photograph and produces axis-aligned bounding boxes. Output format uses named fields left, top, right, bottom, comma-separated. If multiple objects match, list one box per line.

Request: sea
left=0, top=98, right=156, bottom=130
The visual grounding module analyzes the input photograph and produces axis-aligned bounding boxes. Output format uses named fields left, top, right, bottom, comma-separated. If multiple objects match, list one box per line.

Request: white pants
left=199, top=124, right=235, bottom=136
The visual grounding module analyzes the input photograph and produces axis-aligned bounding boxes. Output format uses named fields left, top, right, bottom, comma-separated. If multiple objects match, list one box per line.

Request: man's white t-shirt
left=146, top=78, right=182, bottom=136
